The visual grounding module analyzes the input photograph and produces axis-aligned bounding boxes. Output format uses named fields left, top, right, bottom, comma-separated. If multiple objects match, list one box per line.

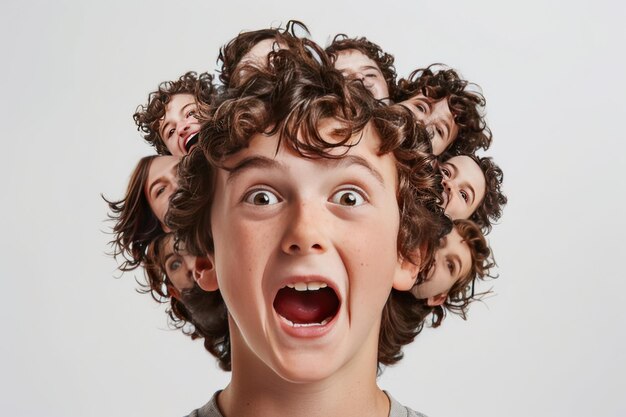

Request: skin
left=161, top=234, right=196, bottom=292
left=334, top=49, right=390, bottom=102
left=401, top=94, right=459, bottom=156
left=233, top=38, right=286, bottom=85
left=196, top=120, right=419, bottom=417
left=144, top=155, right=180, bottom=230
left=440, top=155, right=486, bottom=220
left=412, top=227, right=471, bottom=306
left=158, top=93, right=200, bottom=156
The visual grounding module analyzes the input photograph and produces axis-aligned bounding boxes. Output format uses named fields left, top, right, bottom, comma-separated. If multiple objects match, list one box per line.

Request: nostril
left=312, top=243, right=322, bottom=250
left=289, top=244, right=300, bottom=252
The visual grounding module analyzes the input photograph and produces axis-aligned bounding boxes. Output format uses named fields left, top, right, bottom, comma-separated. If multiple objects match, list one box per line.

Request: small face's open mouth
left=273, top=282, right=340, bottom=327
left=184, top=132, right=199, bottom=152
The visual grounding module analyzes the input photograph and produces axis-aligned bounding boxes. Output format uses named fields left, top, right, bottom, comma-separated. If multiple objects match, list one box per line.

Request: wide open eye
left=168, top=259, right=182, bottom=272
left=329, top=189, right=366, bottom=207
left=244, top=189, right=281, bottom=205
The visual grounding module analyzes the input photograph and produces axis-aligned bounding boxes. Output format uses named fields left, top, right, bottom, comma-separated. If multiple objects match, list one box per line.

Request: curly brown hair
left=326, top=34, right=397, bottom=100
left=217, top=20, right=310, bottom=87
left=395, top=64, right=492, bottom=155
left=133, top=71, right=215, bottom=155
left=104, top=155, right=163, bottom=271
left=167, top=45, right=451, bottom=370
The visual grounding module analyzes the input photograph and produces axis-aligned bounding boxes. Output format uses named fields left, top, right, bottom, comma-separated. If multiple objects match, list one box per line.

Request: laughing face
left=203, top=121, right=418, bottom=383
left=158, top=93, right=201, bottom=156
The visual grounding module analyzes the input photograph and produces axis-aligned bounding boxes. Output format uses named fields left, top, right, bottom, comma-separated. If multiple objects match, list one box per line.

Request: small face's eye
left=460, top=190, right=469, bottom=203
left=414, top=103, right=426, bottom=113
left=155, top=185, right=166, bottom=197
left=440, top=167, right=450, bottom=178
left=330, top=189, right=366, bottom=207
left=244, top=190, right=280, bottom=205
left=168, top=259, right=182, bottom=272
left=446, top=260, right=454, bottom=274
left=167, top=128, right=175, bottom=138
left=186, top=109, right=197, bottom=118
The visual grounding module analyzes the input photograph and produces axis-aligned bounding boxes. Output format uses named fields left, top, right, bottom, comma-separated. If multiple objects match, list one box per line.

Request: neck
left=217, top=325, right=390, bottom=417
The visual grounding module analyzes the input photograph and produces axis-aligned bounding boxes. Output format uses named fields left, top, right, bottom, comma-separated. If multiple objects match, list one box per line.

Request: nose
left=281, top=202, right=328, bottom=255
left=183, top=255, right=196, bottom=277
left=177, top=120, right=190, bottom=136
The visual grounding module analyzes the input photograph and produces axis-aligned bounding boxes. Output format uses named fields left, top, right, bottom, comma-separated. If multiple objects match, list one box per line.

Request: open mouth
left=184, top=132, right=199, bottom=152
left=273, top=282, right=340, bottom=328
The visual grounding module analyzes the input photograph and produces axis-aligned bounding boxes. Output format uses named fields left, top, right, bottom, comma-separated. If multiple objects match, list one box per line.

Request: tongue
left=274, top=287, right=339, bottom=324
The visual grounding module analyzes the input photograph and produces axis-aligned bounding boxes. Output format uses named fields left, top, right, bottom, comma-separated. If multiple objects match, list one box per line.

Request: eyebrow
left=226, top=154, right=385, bottom=186
left=360, top=65, right=383, bottom=74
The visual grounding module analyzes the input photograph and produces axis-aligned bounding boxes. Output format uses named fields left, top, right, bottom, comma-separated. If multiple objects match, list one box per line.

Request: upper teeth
left=286, top=281, right=328, bottom=291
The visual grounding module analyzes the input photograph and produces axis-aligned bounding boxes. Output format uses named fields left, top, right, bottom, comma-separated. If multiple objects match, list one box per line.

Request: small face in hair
left=440, top=155, right=485, bottom=220
left=401, top=94, right=458, bottom=156
left=161, top=234, right=196, bottom=292
left=412, top=227, right=471, bottom=306
left=144, top=155, right=180, bottom=230
left=334, top=49, right=389, bottom=102
left=159, top=94, right=201, bottom=156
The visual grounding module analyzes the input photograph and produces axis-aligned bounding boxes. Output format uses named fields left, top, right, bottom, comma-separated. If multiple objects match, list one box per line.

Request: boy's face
left=158, top=93, right=200, bottom=156
left=440, top=155, right=485, bottom=220
left=401, top=94, right=458, bottom=156
left=144, top=155, right=179, bottom=230
left=334, top=49, right=390, bottom=101
left=161, top=235, right=196, bottom=292
left=206, top=120, right=413, bottom=382
left=412, top=227, right=471, bottom=306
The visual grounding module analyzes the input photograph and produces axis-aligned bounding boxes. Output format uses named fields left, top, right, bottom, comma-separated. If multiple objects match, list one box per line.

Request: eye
left=186, top=109, right=197, bottom=118
left=244, top=189, right=281, bottom=205
left=440, top=167, right=450, bottom=178
left=168, top=259, right=182, bottom=272
left=460, top=190, right=469, bottom=203
left=446, top=260, right=455, bottom=274
left=414, top=103, right=426, bottom=113
left=436, top=127, right=444, bottom=138
left=167, top=128, right=175, bottom=138
left=330, top=189, right=366, bottom=206
left=155, top=185, right=166, bottom=197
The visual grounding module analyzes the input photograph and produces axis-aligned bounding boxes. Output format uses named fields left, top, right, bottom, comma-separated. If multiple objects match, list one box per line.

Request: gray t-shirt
left=186, top=391, right=427, bottom=417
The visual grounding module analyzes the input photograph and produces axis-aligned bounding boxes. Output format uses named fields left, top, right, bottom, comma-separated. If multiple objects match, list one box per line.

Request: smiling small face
left=440, top=155, right=485, bottom=220
left=334, top=49, right=390, bottom=101
left=206, top=120, right=413, bottom=382
left=401, top=94, right=458, bottom=156
left=158, top=94, right=200, bottom=156
left=144, top=155, right=180, bottom=230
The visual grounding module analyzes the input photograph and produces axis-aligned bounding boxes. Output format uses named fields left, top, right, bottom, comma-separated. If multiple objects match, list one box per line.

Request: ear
left=427, top=292, right=448, bottom=307
left=392, top=251, right=422, bottom=291
left=194, top=255, right=218, bottom=291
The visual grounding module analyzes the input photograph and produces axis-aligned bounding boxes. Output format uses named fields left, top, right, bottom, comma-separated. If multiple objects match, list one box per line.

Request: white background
left=1, top=0, right=625, bottom=416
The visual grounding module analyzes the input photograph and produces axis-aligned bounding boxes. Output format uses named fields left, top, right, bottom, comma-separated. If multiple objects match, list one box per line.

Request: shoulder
left=184, top=391, right=224, bottom=417
left=386, top=391, right=429, bottom=417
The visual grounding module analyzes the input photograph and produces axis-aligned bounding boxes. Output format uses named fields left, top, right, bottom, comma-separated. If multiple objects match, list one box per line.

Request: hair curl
left=133, top=72, right=215, bottom=154
left=168, top=45, right=450, bottom=370
left=326, top=34, right=397, bottom=100
left=217, top=20, right=310, bottom=88
left=104, top=155, right=163, bottom=271
left=396, top=64, right=492, bottom=155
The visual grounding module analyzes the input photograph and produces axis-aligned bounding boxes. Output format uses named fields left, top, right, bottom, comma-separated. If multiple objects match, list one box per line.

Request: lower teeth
left=285, top=316, right=331, bottom=327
